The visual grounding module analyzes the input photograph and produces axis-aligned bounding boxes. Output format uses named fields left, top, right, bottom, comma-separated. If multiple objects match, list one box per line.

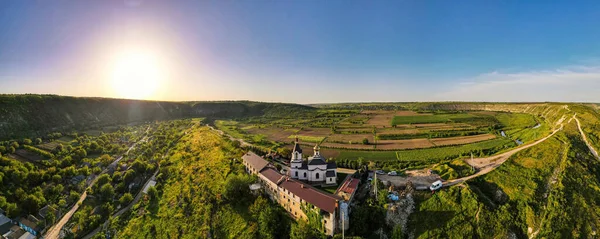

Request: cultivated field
left=214, top=107, right=552, bottom=170
left=430, top=134, right=496, bottom=146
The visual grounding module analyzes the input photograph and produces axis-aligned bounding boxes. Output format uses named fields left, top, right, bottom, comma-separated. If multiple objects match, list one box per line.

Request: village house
left=242, top=151, right=345, bottom=236
left=16, top=215, right=41, bottom=237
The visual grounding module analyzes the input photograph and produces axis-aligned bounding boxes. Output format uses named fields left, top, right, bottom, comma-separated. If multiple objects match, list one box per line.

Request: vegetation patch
left=391, top=113, right=477, bottom=125
left=288, top=135, right=326, bottom=143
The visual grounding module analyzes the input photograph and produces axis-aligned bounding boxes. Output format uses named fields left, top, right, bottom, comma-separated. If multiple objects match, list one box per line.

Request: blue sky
left=1, top=0, right=600, bottom=103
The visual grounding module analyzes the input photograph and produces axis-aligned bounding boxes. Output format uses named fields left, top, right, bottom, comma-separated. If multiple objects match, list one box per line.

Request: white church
left=289, top=137, right=338, bottom=185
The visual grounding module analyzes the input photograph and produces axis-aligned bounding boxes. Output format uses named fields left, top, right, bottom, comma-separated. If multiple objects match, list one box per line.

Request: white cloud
left=438, top=65, right=600, bottom=102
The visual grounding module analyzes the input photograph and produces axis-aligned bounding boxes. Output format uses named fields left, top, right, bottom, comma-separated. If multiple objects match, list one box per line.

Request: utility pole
left=374, top=172, right=377, bottom=201
left=342, top=210, right=345, bottom=239
left=471, top=152, right=474, bottom=171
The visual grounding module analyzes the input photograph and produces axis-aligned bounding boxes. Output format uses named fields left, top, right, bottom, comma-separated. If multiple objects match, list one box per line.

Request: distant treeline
left=0, top=94, right=315, bottom=140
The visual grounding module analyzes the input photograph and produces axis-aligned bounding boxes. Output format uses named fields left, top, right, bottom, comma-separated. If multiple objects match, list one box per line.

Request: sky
left=1, top=0, right=600, bottom=103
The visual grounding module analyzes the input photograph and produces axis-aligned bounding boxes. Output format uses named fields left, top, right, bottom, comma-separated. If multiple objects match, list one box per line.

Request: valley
left=1, top=96, right=600, bottom=238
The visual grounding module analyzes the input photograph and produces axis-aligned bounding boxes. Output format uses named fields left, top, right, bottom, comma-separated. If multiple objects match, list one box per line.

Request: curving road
left=443, top=121, right=566, bottom=187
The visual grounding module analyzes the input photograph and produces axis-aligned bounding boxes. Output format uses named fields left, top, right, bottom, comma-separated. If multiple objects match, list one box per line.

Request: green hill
left=0, top=94, right=314, bottom=140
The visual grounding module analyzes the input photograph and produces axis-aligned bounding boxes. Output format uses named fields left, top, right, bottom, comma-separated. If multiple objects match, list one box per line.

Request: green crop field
left=288, top=135, right=326, bottom=143
left=395, top=138, right=514, bottom=162
left=391, top=113, right=476, bottom=125
left=335, top=138, right=514, bottom=165
left=495, top=112, right=537, bottom=129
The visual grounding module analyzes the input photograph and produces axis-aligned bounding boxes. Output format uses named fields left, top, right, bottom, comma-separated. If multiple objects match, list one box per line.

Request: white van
left=430, top=180, right=443, bottom=191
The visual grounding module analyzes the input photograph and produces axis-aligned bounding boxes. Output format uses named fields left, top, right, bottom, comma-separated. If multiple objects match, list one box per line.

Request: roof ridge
left=286, top=178, right=342, bottom=200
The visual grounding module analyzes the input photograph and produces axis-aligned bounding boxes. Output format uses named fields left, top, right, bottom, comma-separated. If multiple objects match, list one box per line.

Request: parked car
left=387, top=171, right=398, bottom=176
left=430, top=180, right=443, bottom=191
left=375, top=170, right=385, bottom=175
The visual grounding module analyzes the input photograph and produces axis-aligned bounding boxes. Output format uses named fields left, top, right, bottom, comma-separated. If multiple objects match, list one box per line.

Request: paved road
left=575, top=116, right=600, bottom=160
left=44, top=128, right=149, bottom=239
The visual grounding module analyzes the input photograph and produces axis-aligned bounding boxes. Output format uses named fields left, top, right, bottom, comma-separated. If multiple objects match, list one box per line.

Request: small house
left=17, top=215, right=41, bottom=236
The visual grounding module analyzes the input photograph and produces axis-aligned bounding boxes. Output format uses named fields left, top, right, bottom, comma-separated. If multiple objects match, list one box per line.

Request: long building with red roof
left=242, top=151, right=345, bottom=236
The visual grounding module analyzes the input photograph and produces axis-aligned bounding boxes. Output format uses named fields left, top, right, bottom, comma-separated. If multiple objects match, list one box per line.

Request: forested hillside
left=0, top=95, right=314, bottom=139
left=111, top=125, right=292, bottom=239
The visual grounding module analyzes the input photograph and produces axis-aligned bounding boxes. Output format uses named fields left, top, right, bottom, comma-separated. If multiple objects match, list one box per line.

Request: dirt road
left=443, top=122, right=565, bottom=187
left=207, top=124, right=252, bottom=147
left=575, top=117, right=600, bottom=160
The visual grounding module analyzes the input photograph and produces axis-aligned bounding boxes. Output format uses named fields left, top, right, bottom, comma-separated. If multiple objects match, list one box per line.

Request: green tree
left=119, top=193, right=133, bottom=207
left=123, top=170, right=136, bottom=185
left=46, top=211, right=56, bottom=224
left=99, top=154, right=112, bottom=166
left=290, top=219, right=323, bottom=239
left=8, top=146, right=15, bottom=154
left=223, top=174, right=253, bottom=203
left=0, top=196, right=6, bottom=209
left=53, top=144, right=64, bottom=154
left=147, top=186, right=158, bottom=201
left=100, top=202, right=114, bottom=218
left=73, top=148, right=87, bottom=159
left=96, top=174, right=111, bottom=188
left=277, top=147, right=292, bottom=157
left=23, top=139, right=32, bottom=145
left=35, top=138, right=43, bottom=145
left=58, top=199, right=67, bottom=208
left=5, top=203, right=19, bottom=218
left=69, top=191, right=81, bottom=203
left=23, top=194, right=45, bottom=214
left=362, top=138, right=369, bottom=145
left=52, top=174, right=62, bottom=183
left=131, top=160, right=148, bottom=174
left=99, top=183, right=115, bottom=202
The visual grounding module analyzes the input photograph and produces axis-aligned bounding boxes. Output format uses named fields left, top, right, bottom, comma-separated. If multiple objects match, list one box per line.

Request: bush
left=119, top=193, right=133, bottom=207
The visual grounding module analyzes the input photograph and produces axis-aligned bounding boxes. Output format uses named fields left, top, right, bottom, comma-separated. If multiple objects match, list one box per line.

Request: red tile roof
left=339, top=177, right=359, bottom=195
left=244, top=151, right=341, bottom=214
left=260, top=168, right=284, bottom=183
left=280, top=179, right=341, bottom=213
left=242, top=151, right=269, bottom=171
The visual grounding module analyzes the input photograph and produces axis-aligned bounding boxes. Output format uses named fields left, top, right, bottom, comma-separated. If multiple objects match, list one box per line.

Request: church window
left=316, top=173, right=319, bottom=179
left=304, top=172, right=307, bottom=177
left=295, top=171, right=298, bottom=177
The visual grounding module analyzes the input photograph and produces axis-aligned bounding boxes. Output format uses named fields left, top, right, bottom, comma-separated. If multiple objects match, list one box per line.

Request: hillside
left=0, top=94, right=314, bottom=140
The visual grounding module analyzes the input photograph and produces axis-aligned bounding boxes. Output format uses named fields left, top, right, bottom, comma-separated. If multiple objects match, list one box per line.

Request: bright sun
left=111, top=50, right=162, bottom=99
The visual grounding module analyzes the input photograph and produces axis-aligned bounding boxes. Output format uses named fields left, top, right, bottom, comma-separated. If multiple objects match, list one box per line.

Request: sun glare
left=111, top=50, right=162, bottom=100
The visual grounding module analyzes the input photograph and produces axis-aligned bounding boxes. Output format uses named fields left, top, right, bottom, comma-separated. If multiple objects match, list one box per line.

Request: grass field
left=214, top=120, right=247, bottom=139
left=495, top=112, right=537, bottom=129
